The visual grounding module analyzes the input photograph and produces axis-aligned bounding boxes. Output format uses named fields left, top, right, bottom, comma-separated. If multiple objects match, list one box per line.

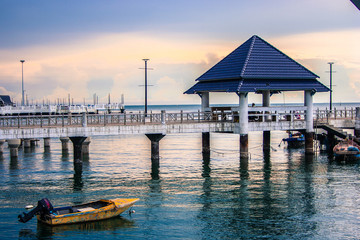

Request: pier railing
left=0, top=111, right=214, bottom=128
left=314, top=107, right=356, bottom=123
left=0, top=107, right=356, bottom=129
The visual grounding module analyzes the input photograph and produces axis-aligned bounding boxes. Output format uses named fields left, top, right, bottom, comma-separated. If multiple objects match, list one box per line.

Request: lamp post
left=143, top=59, right=149, bottom=115
left=328, top=62, right=334, bottom=111
left=139, top=59, right=153, bottom=116
left=20, top=60, right=25, bottom=106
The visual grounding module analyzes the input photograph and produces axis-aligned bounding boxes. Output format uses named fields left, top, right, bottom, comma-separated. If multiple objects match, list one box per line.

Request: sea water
left=1, top=104, right=360, bottom=239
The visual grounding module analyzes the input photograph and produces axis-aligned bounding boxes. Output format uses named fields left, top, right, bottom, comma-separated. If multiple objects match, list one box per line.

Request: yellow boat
left=18, top=198, right=139, bottom=226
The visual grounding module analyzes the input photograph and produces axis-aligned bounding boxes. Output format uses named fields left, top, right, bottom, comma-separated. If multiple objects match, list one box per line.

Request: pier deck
left=0, top=107, right=356, bottom=140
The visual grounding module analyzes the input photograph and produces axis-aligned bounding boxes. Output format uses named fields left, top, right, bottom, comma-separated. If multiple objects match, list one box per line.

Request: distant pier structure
left=185, top=35, right=329, bottom=158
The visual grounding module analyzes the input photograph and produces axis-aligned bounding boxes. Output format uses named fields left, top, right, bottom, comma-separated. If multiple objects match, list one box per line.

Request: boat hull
left=282, top=137, right=305, bottom=148
left=286, top=140, right=304, bottom=148
left=334, top=152, right=360, bottom=161
left=37, top=198, right=139, bottom=226
left=333, top=140, right=360, bottom=161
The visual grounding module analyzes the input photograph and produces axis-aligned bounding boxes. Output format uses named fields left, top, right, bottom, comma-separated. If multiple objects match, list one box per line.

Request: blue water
left=1, top=104, right=360, bottom=239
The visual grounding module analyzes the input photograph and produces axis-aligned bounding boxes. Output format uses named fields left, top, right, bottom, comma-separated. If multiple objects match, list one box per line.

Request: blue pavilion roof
left=185, top=35, right=329, bottom=94
left=184, top=79, right=329, bottom=94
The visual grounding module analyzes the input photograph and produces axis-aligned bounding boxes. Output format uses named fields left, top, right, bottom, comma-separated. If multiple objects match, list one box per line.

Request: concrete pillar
left=262, top=90, right=271, bottom=151
left=355, top=107, right=360, bottom=138
left=240, top=157, right=249, bottom=180
left=30, top=139, right=38, bottom=147
left=202, top=132, right=210, bottom=158
left=262, top=90, right=270, bottom=108
left=44, top=138, right=51, bottom=148
left=69, top=137, right=87, bottom=165
left=0, top=140, right=6, bottom=153
left=327, top=132, right=337, bottom=153
left=263, top=131, right=271, bottom=152
left=7, top=139, right=21, bottom=158
left=238, top=93, right=249, bottom=159
left=200, top=92, right=210, bottom=112
left=145, top=133, right=166, bottom=179
left=305, top=90, right=314, bottom=154
left=305, top=90, right=314, bottom=132
left=82, top=112, right=87, bottom=127
left=82, top=137, right=91, bottom=155
left=23, top=139, right=31, bottom=148
left=202, top=132, right=211, bottom=178
left=161, top=110, right=166, bottom=124
left=240, top=134, right=249, bottom=159
left=60, top=137, right=70, bottom=151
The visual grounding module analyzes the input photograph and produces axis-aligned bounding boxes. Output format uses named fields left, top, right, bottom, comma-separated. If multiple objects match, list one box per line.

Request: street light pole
left=143, top=59, right=149, bottom=115
left=328, top=62, right=334, bottom=111
left=20, top=60, right=25, bottom=106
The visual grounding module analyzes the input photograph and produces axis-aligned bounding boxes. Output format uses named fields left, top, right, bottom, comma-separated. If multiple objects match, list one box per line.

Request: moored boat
left=18, top=198, right=139, bottom=226
left=333, top=139, right=360, bottom=161
left=281, top=131, right=305, bottom=148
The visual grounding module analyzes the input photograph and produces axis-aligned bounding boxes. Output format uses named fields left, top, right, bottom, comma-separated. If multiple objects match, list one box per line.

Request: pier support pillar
left=240, top=157, right=249, bottom=180
left=327, top=132, right=337, bottom=153
left=263, top=131, right=271, bottom=152
left=200, top=92, right=210, bottom=112
left=69, top=137, right=87, bottom=165
left=240, top=134, right=249, bottom=159
left=23, top=139, right=31, bottom=148
left=238, top=92, right=249, bottom=159
left=202, top=132, right=210, bottom=158
left=60, top=137, right=70, bottom=151
left=305, top=90, right=314, bottom=155
left=355, top=107, right=360, bottom=138
left=30, top=139, right=38, bottom=147
left=262, top=90, right=271, bottom=152
left=305, top=132, right=314, bottom=155
left=82, top=137, right=91, bottom=155
left=0, top=140, right=5, bottom=153
left=7, top=139, right=21, bottom=158
left=262, top=90, right=270, bottom=121
left=44, top=138, right=51, bottom=148
left=145, top=133, right=166, bottom=179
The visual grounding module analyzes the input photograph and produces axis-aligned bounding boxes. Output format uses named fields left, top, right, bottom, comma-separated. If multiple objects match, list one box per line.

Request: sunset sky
left=0, top=0, right=359, bottom=106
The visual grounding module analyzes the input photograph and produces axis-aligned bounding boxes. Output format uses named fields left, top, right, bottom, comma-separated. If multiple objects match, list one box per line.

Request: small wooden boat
left=18, top=198, right=139, bottom=226
left=281, top=131, right=305, bottom=148
left=333, top=139, right=360, bottom=160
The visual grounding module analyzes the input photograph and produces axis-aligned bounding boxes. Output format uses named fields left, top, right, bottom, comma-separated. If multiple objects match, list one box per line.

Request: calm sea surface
left=1, top=104, right=360, bottom=239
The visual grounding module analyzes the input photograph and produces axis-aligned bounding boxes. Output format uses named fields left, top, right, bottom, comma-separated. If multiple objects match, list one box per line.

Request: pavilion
left=185, top=35, right=329, bottom=158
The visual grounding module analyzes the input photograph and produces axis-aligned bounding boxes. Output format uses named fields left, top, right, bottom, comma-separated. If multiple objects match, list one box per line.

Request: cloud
left=0, top=16, right=359, bottom=105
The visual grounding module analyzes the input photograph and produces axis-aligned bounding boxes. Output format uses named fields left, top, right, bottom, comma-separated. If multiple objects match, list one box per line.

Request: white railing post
left=161, top=110, right=166, bottom=124
left=82, top=112, right=87, bottom=127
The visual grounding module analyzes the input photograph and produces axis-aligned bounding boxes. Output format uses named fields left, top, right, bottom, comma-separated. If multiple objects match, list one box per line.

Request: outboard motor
left=18, top=198, right=53, bottom=223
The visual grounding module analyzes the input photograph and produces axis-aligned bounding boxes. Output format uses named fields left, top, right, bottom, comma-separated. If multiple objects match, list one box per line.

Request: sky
left=0, top=0, right=359, bottom=106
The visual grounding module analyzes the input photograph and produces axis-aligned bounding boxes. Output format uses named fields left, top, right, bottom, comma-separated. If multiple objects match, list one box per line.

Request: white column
left=304, top=90, right=314, bottom=132
left=262, top=90, right=270, bottom=121
left=262, top=90, right=270, bottom=107
left=239, top=93, right=248, bottom=134
left=200, top=92, right=210, bottom=112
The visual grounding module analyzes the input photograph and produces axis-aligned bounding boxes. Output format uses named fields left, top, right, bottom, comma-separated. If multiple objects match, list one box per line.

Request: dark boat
left=333, top=139, right=360, bottom=161
left=281, top=131, right=305, bottom=148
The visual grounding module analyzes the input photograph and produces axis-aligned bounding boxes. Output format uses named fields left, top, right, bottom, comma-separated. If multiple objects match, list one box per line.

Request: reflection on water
left=1, top=133, right=360, bottom=239
left=18, top=217, right=136, bottom=239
